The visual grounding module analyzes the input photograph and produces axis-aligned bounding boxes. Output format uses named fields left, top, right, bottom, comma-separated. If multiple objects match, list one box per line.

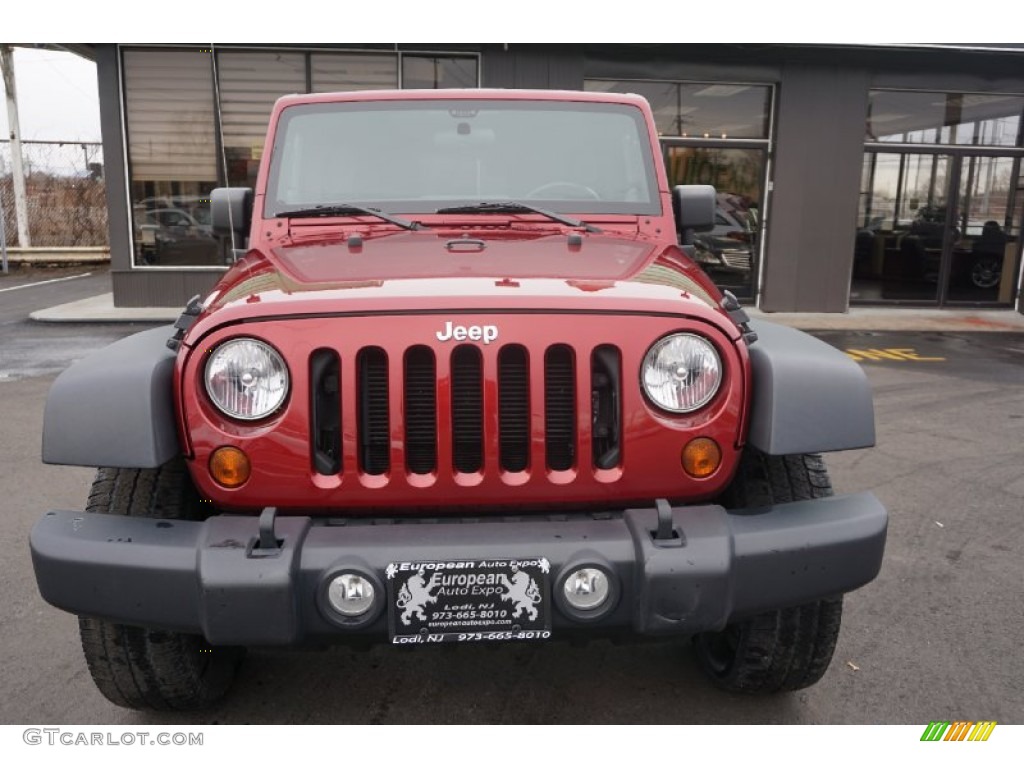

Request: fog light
left=327, top=573, right=376, bottom=617
left=681, top=437, right=721, bottom=478
left=209, top=446, right=251, bottom=488
left=563, top=568, right=609, bottom=611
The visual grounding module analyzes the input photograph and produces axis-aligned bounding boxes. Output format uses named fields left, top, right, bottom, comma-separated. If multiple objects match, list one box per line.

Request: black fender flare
left=42, top=326, right=180, bottom=468
left=745, top=320, right=876, bottom=455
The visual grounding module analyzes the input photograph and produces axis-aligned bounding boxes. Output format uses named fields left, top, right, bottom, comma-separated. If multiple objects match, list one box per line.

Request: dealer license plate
left=386, top=557, right=552, bottom=644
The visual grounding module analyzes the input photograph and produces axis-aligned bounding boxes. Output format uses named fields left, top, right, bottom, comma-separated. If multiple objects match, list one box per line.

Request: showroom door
left=854, top=150, right=1024, bottom=306
left=944, top=154, right=1024, bottom=304
left=664, top=144, right=768, bottom=301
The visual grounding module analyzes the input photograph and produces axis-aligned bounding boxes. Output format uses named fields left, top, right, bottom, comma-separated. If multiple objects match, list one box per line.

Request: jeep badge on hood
left=436, top=321, right=499, bottom=344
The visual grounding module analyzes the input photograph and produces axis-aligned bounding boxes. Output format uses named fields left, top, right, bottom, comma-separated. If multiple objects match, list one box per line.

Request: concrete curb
left=3, top=247, right=111, bottom=265
left=30, top=293, right=178, bottom=323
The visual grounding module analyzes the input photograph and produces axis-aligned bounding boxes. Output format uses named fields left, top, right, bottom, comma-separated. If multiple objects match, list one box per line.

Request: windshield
left=265, top=99, right=660, bottom=218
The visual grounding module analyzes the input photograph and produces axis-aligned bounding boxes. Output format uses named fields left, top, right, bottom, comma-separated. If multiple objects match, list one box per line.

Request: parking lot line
left=0, top=272, right=92, bottom=293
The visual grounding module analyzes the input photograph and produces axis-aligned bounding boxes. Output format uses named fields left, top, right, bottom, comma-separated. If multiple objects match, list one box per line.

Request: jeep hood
left=192, top=230, right=738, bottom=341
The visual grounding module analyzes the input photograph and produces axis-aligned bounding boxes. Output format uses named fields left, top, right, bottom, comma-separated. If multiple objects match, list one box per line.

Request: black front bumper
left=30, top=493, right=887, bottom=645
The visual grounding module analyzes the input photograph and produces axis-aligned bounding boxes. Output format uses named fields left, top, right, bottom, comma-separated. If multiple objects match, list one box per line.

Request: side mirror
left=672, top=184, right=716, bottom=243
left=211, top=187, right=253, bottom=238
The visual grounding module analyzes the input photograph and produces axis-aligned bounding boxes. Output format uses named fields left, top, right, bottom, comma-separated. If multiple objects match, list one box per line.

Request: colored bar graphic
left=944, top=721, right=972, bottom=741
left=920, top=720, right=996, bottom=742
left=968, top=722, right=997, bottom=741
left=921, top=722, right=950, bottom=741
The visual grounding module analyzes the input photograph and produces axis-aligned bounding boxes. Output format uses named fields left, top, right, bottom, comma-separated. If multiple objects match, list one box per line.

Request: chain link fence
left=0, top=140, right=108, bottom=247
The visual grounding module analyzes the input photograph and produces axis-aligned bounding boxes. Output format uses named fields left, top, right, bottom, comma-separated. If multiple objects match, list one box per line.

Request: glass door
left=945, top=155, right=1024, bottom=304
left=665, top=145, right=767, bottom=300
left=854, top=151, right=1023, bottom=306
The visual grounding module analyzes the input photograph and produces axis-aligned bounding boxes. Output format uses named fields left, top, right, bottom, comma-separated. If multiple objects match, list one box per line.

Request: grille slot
left=357, top=347, right=390, bottom=475
left=310, top=349, right=341, bottom=475
left=545, top=344, right=576, bottom=471
left=591, top=345, right=622, bottom=470
left=404, top=346, right=437, bottom=474
left=498, top=345, right=530, bottom=472
left=451, top=345, right=484, bottom=473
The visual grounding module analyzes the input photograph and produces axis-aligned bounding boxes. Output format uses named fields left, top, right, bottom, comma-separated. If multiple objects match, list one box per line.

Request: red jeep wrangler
left=32, top=89, right=886, bottom=711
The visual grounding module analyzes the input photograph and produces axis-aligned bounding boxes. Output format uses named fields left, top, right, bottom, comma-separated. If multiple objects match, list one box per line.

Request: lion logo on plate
left=396, top=569, right=441, bottom=626
left=500, top=564, right=542, bottom=621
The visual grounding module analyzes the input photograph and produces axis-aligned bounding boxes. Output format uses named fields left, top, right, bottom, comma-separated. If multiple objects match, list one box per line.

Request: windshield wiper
left=277, top=204, right=424, bottom=230
left=435, top=202, right=602, bottom=233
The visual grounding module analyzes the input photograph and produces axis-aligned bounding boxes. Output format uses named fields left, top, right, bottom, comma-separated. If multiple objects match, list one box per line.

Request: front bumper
left=31, top=493, right=887, bottom=645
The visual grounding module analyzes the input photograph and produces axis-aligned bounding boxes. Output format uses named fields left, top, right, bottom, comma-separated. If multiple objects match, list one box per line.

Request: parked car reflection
left=855, top=205, right=1013, bottom=300
left=898, top=206, right=1006, bottom=291
left=133, top=204, right=217, bottom=266
left=691, top=196, right=758, bottom=276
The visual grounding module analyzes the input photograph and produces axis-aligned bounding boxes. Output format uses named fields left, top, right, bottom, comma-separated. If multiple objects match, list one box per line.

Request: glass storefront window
left=401, top=56, right=478, bottom=89
left=122, top=47, right=479, bottom=268
left=218, top=52, right=307, bottom=189
left=867, top=90, right=1024, bottom=147
left=311, top=53, right=398, bottom=92
left=585, top=80, right=771, bottom=139
left=123, top=49, right=221, bottom=267
left=586, top=78, right=772, bottom=300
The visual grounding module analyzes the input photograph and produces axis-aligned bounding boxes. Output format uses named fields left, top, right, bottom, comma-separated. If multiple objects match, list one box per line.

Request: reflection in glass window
left=123, top=49, right=221, bottom=267
left=585, top=80, right=771, bottom=139
left=401, top=56, right=478, bottom=89
left=867, top=90, right=1024, bottom=147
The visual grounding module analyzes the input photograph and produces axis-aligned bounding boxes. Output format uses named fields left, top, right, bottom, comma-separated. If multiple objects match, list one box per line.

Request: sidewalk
left=29, top=291, right=1024, bottom=332
left=745, top=306, right=1024, bottom=332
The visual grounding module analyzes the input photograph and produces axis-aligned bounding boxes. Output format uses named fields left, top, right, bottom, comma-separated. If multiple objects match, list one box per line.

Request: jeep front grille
left=308, top=343, right=621, bottom=479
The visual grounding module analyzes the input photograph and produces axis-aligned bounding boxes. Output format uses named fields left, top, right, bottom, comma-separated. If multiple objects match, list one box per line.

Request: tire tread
left=694, top=450, right=843, bottom=694
left=78, top=460, right=242, bottom=711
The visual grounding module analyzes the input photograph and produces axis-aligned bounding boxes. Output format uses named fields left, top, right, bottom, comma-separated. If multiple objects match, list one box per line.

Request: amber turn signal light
left=681, top=438, right=721, bottom=479
left=209, top=446, right=251, bottom=488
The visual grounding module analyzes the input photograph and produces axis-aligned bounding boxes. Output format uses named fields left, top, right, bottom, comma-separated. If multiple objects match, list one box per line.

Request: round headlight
left=205, top=338, right=289, bottom=420
left=641, top=333, right=722, bottom=413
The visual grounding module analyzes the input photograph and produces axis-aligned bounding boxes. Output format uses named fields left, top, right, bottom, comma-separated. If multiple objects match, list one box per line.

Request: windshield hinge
left=720, top=290, right=758, bottom=346
left=166, top=294, right=204, bottom=351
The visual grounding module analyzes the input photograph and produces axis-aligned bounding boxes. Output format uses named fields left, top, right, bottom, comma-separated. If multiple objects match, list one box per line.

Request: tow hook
left=653, top=498, right=685, bottom=548
left=248, top=506, right=283, bottom=558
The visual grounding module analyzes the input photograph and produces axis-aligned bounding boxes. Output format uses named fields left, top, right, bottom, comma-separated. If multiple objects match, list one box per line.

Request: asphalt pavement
left=1, top=267, right=1022, bottom=725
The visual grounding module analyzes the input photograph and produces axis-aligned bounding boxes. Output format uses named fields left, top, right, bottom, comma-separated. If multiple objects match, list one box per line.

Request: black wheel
left=78, top=460, right=244, bottom=710
left=693, top=450, right=843, bottom=694
left=970, top=256, right=1001, bottom=289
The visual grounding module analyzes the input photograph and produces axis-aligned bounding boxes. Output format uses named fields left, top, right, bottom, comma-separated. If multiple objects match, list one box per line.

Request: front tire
left=693, top=451, right=843, bottom=694
left=78, top=461, right=244, bottom=711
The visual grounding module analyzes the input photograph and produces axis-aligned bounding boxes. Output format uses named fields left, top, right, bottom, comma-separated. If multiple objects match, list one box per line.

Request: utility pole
left=1, top=183, right=7, bottom=273
left=1, top=45, right=31, bottom=247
